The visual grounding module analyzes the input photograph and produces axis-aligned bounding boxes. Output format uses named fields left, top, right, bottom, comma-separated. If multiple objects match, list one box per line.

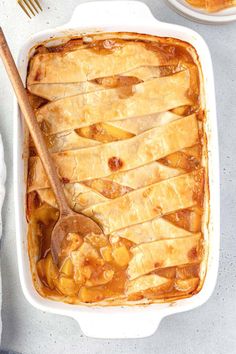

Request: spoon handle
left=0, top=27, right=72, bottom=216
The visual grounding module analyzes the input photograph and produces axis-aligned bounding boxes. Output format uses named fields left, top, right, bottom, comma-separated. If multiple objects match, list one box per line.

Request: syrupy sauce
left=83, top=179, right=132, bottom=199
left=76, top=122, right=134, bottom=143
left=28, top=193, right=134, bottom=302
left=27, top=33, right=204, bottom=304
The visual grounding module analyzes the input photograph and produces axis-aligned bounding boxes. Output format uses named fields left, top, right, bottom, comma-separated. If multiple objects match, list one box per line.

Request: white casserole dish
left=13, top=1, right=220, bottom=339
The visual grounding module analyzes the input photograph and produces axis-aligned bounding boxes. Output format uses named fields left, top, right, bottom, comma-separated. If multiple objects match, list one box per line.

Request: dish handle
left=68, top=1, right=160, bottom=28
left=72, top=310, right=163, bottom=339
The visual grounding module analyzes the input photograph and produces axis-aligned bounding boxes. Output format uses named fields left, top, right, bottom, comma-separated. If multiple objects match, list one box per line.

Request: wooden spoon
left=0, top=28, right=103, bottom=265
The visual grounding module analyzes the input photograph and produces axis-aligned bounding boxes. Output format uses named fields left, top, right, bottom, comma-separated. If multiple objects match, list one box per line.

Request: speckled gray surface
left=0, top=0, right=235, bottom=353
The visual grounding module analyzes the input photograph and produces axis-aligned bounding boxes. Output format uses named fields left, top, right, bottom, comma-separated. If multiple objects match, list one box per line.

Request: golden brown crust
left=84, top=169, right=204, bottom=234
left=28, top=114, right=199, bottom=191
left=26, top=32, right=208, bottom=305
left=35, top=70, right=192, bottom=135
left=128, top=233, right=202, bottom=280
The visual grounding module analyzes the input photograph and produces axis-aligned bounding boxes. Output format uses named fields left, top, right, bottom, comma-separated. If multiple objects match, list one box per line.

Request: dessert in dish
left=26, top=32, right=209, bottom=305
left=185, top=0, right=236, bottom=12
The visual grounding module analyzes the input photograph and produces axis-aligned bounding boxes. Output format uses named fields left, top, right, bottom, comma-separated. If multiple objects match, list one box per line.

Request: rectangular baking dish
left=13, top=1, right=220, bottom=339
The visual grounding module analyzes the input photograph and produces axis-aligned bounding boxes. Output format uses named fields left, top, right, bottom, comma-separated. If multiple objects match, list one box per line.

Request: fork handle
left=0, top=27, right=72, bottom=216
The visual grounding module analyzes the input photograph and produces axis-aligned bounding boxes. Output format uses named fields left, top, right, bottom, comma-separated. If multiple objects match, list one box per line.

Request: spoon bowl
left=51, top=212, right=103, bottom=265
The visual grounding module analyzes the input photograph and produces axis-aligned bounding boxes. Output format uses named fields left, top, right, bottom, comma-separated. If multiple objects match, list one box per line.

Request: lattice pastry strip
left=28, top=114, right=199, bottom=191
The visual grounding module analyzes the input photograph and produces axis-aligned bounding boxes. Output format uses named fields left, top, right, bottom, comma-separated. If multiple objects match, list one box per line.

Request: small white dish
left=167, top=0, right=236, bottom=23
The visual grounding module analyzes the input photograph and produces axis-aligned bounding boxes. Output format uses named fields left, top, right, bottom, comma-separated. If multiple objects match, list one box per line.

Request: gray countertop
left=0, top=1, right=236, bottom=353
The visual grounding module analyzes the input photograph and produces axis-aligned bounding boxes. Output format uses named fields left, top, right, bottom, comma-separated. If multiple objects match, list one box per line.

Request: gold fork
left=17, top=0, right=42, bottom=18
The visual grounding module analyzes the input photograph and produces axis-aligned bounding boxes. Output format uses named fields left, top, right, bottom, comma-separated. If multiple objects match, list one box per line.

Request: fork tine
left=18, top=0, right=31, bottom=18
left=33, top=0, right=43, bottom=11
left=28, top=0, right=39, bottom=13
left=22, top=0, right=35, bottom=16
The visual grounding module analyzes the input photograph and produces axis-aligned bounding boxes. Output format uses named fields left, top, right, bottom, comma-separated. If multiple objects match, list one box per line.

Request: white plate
left=167, top=0, right=236, bottom=23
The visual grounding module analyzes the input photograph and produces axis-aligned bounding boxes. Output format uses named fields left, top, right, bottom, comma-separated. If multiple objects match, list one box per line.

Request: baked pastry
left=26, top=33, right=208, bottom=305
left=185, top=0, right=236, bottom=12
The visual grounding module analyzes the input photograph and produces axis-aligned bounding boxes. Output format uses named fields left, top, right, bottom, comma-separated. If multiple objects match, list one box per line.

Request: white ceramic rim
left=167, top=0, right=236, bottom=23
left=13, top=1, right=220, bottom=339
